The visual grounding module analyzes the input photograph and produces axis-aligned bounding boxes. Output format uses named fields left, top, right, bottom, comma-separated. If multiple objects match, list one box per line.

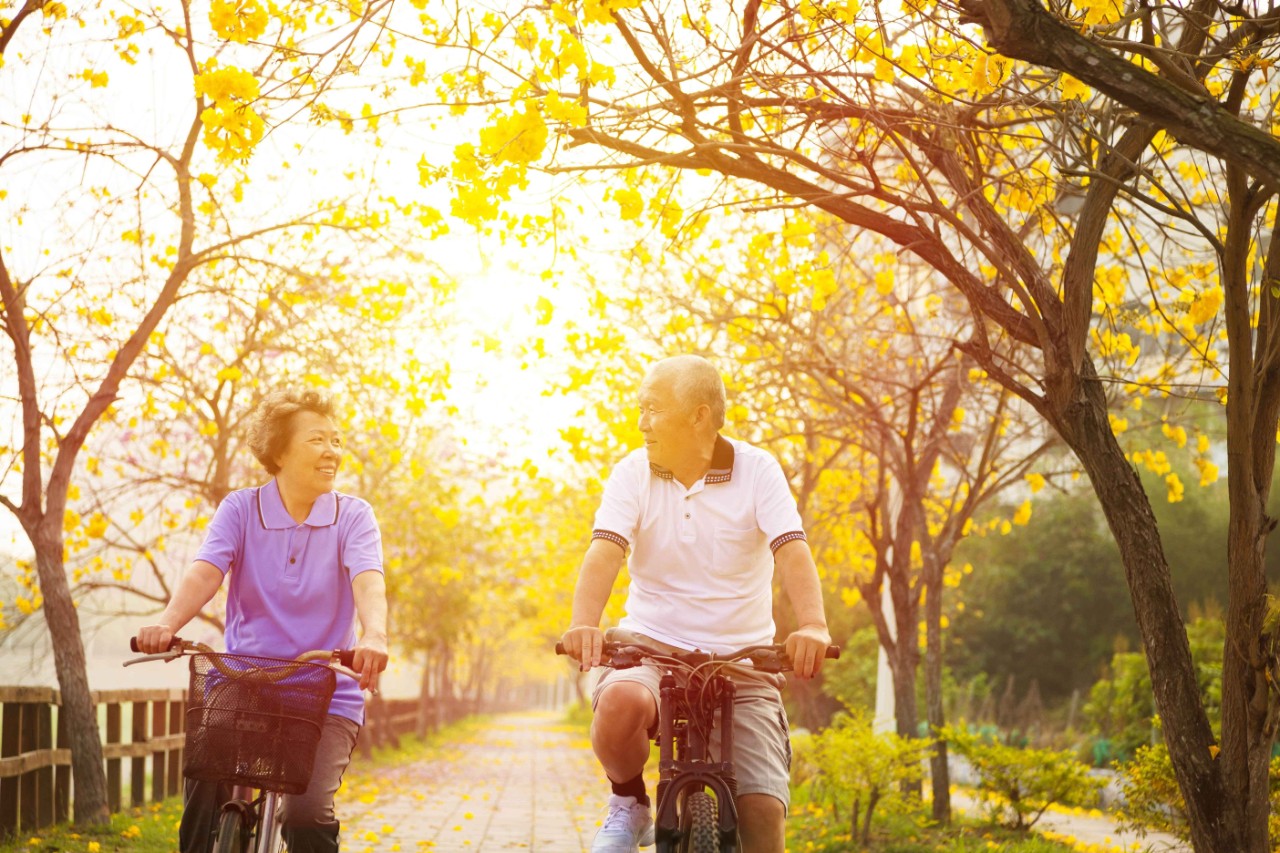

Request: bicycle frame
left=558, top=638, right=838, bottom=852
left=653, top=668, right=741, bottom=853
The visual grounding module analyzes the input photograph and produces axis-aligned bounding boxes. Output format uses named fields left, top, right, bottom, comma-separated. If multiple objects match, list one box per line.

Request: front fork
left=221, top=785, right=283, bottom=853
left=653, top=672, right=739, bottom=852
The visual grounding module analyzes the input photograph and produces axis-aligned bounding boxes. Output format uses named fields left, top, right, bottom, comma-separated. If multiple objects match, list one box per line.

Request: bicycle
left=125, top=637, right=359, bottom=853
left=558, top=634, right=840, bottom=853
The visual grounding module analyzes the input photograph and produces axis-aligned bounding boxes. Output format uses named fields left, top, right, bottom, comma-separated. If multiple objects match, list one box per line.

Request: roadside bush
left=1116, top=735, right=1280, bottom=848
left=943, top=724, right=1103, bottom=830
left=1114, top=739, right=1186, bottom=840
left=791, top=710, right=931, bottom=847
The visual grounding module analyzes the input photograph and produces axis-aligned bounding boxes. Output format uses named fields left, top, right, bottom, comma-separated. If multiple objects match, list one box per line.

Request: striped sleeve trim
left=770, top=531, right=807, bottom=553
left=592, top=530, right=630, bottom=551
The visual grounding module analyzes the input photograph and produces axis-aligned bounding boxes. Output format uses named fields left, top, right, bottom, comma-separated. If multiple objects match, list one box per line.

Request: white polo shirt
left=592, top=435, right=807, bottom=654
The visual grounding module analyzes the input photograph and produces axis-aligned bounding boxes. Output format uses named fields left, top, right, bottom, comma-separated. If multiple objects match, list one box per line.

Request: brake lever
left=609, top=648, right=644, bottom=669
left=123, top=651, right=185, bottom=667
left=746, top=650, right=786, bottom=673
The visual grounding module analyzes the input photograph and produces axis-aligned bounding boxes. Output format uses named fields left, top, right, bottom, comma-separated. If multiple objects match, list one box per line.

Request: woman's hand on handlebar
left=135, top=623, right=177, bottom=655
left=785, top=624, right=833, bottom=680
left=353, top=634, right=389, bottom=693
left=560, top=626, right=605, bottom=672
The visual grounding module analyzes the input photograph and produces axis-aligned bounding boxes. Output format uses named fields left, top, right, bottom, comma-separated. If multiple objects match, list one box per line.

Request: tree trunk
left=923, top=552, right=950, bottom=824
left=861, top=790, right=880, bottom=846
left=416, top=654, right=434, bottom=738
left=1216, top=163, right=1278, bottom=853
left=32, top=522, right=110, bottom=826
left=1055, top=359, right=1240, bottom=852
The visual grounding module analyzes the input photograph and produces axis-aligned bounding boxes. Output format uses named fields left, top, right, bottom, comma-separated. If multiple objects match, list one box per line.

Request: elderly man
left=560, top=354, right=831, bottom=853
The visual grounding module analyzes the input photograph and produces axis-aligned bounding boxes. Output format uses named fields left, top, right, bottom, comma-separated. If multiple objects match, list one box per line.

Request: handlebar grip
left=338, top=649, right=356, bottom=668
left=131, top=636, right=183, bottom=653
left=555, top=642, right=567, bottom=656
left=826, top=645, right=841, bottom=660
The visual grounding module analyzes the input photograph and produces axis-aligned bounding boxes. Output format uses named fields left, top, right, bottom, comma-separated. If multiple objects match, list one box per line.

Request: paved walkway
left=339, top=711, right=609, bottom=851
left=336, top=711, right=1193, bottom=853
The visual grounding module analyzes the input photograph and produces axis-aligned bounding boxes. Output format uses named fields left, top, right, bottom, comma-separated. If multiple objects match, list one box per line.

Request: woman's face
left=275, top=410, right=343, bottom=498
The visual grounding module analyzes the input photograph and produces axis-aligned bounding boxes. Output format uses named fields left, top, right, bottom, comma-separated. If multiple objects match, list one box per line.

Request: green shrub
left=943, top=724, right=1103, bottom=830
left=791, top=710, right=931, bottom=847
left=1113, top=739, right=1186, bottom=840
left=1116, top=738, right=1280, bottom=847
left=1083, top=617, right=1224, bottom=763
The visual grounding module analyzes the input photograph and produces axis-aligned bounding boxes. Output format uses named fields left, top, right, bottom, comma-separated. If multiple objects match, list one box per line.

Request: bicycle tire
left=213, top=808, right=249, bottom=853
left=684, top=791, right=718, bottom=853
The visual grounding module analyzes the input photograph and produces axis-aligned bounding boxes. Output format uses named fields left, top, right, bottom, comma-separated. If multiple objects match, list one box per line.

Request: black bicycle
left=558, top=636, right=840, bottom=853
left=125, top=637, right=358, bottom=853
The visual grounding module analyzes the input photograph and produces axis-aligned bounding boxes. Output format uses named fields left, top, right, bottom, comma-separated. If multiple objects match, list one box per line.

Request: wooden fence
left=0, top=688, right=506, bottom=840
left=0, top=686, right=186, bottom=841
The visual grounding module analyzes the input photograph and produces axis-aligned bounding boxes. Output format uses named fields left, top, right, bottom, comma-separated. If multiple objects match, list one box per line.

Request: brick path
left=336, top=711, right=1193, bottom=853
left=338, top=711, right=609, bottom=852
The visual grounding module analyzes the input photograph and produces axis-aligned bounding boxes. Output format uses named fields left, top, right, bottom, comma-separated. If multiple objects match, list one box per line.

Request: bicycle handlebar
left=127, top=636, right=357, bottom=669
left=554, top=640, right=841, bottom=667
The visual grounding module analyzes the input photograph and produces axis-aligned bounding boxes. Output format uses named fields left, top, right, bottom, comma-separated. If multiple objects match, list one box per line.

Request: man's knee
left=736, top=793, right=785, bottom=853
left=592, top=681, right=657, bottom=737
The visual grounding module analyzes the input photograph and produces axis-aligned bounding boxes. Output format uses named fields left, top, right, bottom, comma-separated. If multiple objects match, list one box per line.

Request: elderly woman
left=137, top=388, right=389, bottom=853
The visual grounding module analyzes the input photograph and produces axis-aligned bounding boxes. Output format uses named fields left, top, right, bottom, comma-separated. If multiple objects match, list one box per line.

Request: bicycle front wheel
left=213, top=808, right=250, bottom=853
left=683, top=791, right=718, bottom=853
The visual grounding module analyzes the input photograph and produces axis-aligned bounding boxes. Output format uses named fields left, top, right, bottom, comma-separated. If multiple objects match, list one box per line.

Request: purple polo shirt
left=194, top=479, right=383, bottom=724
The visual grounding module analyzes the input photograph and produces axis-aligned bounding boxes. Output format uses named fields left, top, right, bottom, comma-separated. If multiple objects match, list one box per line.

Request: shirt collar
left=650, top=435, right=735, bottom=485
left=257, top=479, right=340, bottom=529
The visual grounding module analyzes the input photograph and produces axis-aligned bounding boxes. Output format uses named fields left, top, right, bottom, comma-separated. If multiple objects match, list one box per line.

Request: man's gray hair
left=653, top=355, right=726, bottom=429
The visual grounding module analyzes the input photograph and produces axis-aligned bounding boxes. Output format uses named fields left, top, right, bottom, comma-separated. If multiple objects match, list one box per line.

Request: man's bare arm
left=562, top=538, right=627, bottom=670
left=775, top=539, right=832, bottom=679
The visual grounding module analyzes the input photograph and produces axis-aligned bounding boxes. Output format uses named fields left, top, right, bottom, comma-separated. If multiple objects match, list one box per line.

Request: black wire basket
left=183, top=652, right=336, bottom=794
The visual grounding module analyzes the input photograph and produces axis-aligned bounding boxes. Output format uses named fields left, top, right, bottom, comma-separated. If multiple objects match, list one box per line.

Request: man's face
left=637, top=370, right=695, bottom=468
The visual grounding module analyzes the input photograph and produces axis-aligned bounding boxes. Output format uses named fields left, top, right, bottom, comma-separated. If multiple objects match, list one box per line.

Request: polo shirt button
left=290, top=557, right=296, bottom=564
left=684, top=513, right=690, bottom=519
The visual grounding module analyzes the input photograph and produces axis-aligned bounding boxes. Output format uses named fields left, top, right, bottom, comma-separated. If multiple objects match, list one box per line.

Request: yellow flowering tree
left=417, top=0, right=1274, bottom=847
left=56, top=256, right=454, bottom=631
left=0, top=0, right=400, bottom=824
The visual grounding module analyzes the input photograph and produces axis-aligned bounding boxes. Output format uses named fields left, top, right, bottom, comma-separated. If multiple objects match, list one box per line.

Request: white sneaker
left=591, top=794, right=655, bottom=852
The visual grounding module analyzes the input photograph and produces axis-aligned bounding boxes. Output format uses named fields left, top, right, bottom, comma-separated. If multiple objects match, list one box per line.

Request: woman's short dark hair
left=246, top=388, right=335, bottom=475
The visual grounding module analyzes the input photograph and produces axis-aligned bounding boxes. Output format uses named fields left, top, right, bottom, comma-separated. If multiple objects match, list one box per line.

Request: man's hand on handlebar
left=560, top=626, right=605, bottom=672
left=785, top=624, right=833, bottom=680
left=135, top=623, right=177, bottom=655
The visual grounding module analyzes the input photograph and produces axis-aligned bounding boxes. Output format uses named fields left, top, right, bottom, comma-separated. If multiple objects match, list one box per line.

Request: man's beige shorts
left=590, top=631, right=792, bottom=808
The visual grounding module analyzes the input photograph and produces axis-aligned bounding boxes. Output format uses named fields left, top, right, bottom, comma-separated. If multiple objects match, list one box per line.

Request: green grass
left=0, top=715, right=487, bottom=853
left=0, top=799, right=183, bottom=853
